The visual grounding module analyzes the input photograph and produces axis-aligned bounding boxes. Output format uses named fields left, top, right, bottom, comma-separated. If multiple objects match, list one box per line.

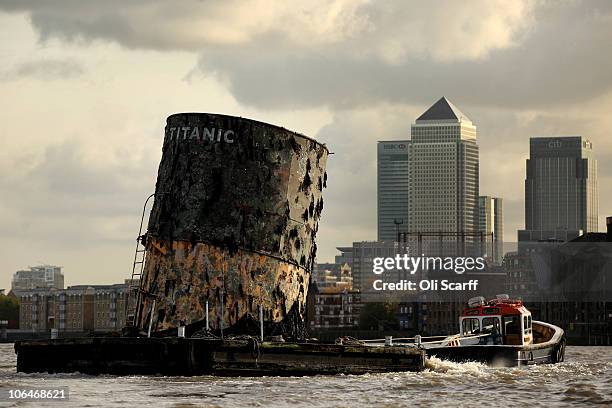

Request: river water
left=0, top=344, right=610, bottom=407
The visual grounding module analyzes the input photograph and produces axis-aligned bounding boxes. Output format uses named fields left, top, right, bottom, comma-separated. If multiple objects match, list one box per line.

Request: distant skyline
left=1, top=1, right=612, bottom=290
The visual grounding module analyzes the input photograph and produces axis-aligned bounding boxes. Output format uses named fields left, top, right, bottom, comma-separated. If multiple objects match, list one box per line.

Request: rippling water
left=0, top=343, right=610, bottom=407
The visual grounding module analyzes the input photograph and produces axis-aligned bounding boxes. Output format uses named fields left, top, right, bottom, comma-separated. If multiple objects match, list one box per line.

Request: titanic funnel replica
left=132, top=113, right=328, bottom=339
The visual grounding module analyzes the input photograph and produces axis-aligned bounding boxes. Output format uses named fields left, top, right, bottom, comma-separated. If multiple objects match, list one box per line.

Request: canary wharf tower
left=408, top=97, right=479, bottom=253
left=519, top=136, right=598, bottom=244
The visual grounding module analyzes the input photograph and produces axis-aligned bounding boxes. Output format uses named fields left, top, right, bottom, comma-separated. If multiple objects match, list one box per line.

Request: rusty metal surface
left=136, top=113, right=328, bottom=337
left=139, top=239, right=308, bottom=332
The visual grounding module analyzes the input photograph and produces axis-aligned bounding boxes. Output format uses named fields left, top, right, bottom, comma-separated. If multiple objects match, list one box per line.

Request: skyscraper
left=478, top=196, right=503, bottom=264
left=377, top=141, right=410, bottom=241
left=408, top=97, right=479, bottom=254
left=519, top=136, right=598, bottom=243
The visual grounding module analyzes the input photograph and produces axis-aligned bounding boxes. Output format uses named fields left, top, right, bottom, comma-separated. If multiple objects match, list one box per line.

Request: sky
left=1, top=0, right=611, bottom=290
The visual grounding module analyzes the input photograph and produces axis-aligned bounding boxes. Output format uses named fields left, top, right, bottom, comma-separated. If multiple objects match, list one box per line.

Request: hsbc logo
left=384, top=143, right=407, bottom=150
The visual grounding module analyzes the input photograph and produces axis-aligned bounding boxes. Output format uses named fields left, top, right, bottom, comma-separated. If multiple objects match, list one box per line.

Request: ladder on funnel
left=125, top=193, right=156, bottom=328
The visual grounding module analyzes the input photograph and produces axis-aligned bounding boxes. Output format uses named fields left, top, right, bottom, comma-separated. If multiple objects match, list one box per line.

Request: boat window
left=504, top=315, right=520, bottom=335
left=503, top=315, right=522, bottom=345
left=525, top=315, right=532, bottom=335
left=462, top=318, right=480, bottom=336
left=482, top=317, right=500, bottom=335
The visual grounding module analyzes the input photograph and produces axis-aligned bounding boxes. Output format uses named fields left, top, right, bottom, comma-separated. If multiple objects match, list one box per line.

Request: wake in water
left=424, top=356, right=487, bottom=374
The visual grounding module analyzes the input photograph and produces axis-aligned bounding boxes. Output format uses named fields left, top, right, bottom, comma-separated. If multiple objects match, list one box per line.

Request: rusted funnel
left=135, top=113, right=328, bottom=338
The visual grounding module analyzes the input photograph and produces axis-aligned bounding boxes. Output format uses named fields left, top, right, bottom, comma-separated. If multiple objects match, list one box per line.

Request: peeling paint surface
left=136, top=113, right=327, bottom=337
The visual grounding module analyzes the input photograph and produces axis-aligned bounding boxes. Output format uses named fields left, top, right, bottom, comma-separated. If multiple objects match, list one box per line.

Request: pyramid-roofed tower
left=408, top=97, right=480, bottom=254
left=416, top=96, right=472, bottom=124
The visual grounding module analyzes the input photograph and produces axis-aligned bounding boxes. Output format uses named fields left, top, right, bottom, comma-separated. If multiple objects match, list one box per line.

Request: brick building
left=308, top=284, right=360, bottom=330
left=18, top=281, right=135, bottom=334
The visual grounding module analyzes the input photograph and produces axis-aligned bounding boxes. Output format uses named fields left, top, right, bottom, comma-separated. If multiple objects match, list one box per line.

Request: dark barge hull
left=14, top=338, right=425, bottom=376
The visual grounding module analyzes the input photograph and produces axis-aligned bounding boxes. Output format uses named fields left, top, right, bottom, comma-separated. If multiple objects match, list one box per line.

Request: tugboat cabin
left=460, top=295, right=532, bottom=345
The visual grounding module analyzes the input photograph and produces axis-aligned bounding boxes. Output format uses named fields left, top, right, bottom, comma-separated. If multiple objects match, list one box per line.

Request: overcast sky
left=1, top=0, right=611, bottom=290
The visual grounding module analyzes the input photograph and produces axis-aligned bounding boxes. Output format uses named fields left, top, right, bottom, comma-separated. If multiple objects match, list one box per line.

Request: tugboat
left=421, top=295, right=566, bottom=366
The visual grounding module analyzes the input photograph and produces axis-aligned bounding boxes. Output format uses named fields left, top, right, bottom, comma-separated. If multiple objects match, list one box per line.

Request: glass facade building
left=478, top=196, right=504, bottom=264
left=519, top=136, right=598, bottom=245
left=408, top=97, right=480, bottom=255
left=377, top=141, right=410, bottom=241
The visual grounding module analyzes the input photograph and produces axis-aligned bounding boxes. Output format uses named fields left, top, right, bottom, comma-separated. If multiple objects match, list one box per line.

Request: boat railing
left=359, top=333, right=491, bottom=346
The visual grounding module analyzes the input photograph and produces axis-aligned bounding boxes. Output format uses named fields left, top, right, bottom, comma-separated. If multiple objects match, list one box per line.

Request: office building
left=346, top=241, right=399, bottom=294
left=312, top=262, right=353, bottom=290
left=519, top=136, right=598, bottom=245
left=507, top=216, right=612, bottom=345
left=377, top=141, right=410, bottom=241
left=334, top=246, right=353, bottom=267
left=307, top=285, right=360, bottom=330
left=408, top=97, right=479, bottom=255
left=12, top=265, right=64, bottom=292
left=478, top=196, right=504, bottom=264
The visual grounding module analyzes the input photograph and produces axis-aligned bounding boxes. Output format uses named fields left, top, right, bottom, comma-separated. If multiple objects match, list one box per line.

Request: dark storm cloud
left=2, top=1, right=611, bottom=109
left=197, top=1, right=612, bottom=110
left=0, top=0, right=149, bottom=48
left=0, top=0, right=257, bottom=50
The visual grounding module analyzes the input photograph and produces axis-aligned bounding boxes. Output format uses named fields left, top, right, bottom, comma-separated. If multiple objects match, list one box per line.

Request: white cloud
left=361, top=0, right=534, bottom=63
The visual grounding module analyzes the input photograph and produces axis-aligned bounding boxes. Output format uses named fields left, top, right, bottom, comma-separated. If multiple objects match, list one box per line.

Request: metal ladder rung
left=125, top=193, right=159, bottom=328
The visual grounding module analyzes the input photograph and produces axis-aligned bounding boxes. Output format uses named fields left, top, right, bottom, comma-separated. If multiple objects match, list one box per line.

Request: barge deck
left=15, top=337, right=425, bottom=376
